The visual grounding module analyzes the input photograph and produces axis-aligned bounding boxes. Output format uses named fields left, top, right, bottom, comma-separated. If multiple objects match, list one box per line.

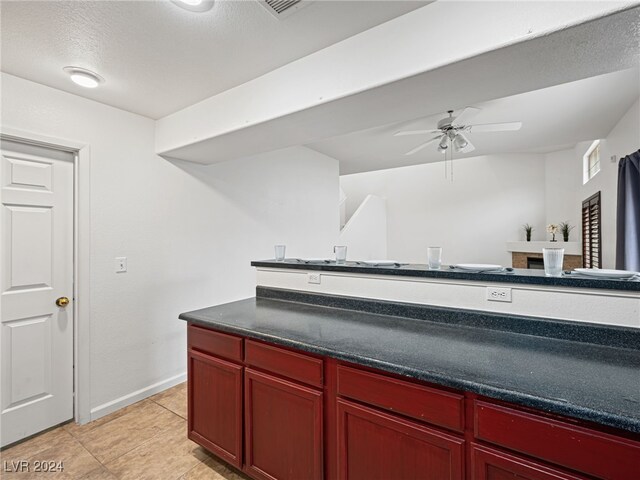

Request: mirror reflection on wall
left=314, top=68, right=640, bottom=269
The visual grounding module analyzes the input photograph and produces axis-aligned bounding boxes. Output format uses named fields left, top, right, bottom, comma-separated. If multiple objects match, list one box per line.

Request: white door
left=0, top=139, right=74, bottom=447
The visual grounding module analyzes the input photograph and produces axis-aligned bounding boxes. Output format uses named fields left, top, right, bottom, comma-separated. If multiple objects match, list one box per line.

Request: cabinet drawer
left=471, top=444, right=587, bottom=480
left=245, top=340, right=323, bottom=388
left=474, top=401, right=640, bottom=480
left=188, top=324, right=243, bottom=362
left=337, top=365, right=464, bottom=432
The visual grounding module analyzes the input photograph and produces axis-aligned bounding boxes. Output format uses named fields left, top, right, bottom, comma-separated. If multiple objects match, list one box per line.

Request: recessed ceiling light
left=171, top=0, right=214, bottom=12
left=63, top=67, right=104, bottom=88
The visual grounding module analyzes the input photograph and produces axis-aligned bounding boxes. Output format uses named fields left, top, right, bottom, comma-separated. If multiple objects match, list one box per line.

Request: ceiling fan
left=394, top=107, right=523, bottom=156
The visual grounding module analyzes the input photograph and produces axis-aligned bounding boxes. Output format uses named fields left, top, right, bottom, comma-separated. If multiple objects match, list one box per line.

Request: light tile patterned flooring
left=1, top=383, right=251, bottom=480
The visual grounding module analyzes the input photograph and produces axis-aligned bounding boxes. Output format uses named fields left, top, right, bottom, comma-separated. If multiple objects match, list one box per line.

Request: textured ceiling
left=0, top=0, right=429, bottom=119
left=308, top=68, right=640, bottom=175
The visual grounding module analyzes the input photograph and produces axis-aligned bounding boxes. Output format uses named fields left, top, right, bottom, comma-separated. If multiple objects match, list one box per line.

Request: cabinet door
left=337, top=399, right=464, bottom=480
left=188, top=349, right=243, bottom=468
left=245, top=368, right=323, bottom=480
left=471, top=444, right=587, bottom=480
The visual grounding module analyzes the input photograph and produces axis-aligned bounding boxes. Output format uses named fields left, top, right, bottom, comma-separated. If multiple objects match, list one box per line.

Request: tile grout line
left=151, top=398, right=188, bottom=421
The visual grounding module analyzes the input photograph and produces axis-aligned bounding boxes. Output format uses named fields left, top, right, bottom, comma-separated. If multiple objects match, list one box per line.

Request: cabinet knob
left=56, top=297, right=70, bottom=307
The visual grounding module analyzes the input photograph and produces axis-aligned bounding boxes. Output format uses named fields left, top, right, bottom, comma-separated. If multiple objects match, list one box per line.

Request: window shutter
left=582, top=192, right=601, bottom=268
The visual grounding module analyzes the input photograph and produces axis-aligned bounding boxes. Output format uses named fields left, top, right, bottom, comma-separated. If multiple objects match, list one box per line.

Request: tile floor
left=1, top=383, right=251, bottom=480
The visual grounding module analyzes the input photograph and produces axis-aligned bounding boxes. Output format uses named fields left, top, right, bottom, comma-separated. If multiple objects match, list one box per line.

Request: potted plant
left=559, top=221, right=574, bottom=242
left=523, top=223, right=533, bottom=242
left=546, top=224, right=558, bottom=242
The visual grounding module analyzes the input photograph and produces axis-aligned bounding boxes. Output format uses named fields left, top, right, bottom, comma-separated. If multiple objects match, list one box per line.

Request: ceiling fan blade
left=468, top=122, right=522, bottom=132
left=394, top=129, right=440, bottom=137
left=457, top=132, right=475, bottom=153
left=451, top=107, right=480, bottom=127
left=405, top=136, right=442, bottom=155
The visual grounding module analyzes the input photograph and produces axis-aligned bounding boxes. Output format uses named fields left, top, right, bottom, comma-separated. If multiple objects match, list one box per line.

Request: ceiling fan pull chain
left=445, top=152, right=448, bottom=178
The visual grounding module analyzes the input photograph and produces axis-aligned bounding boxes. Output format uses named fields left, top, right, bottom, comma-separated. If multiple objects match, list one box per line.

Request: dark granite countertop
left=180, top=291, right=640, bottom=434
left=251, top=259, right=640, bottom=292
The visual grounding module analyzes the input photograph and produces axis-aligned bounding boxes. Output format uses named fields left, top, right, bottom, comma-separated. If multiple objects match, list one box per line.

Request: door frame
left=1, top=126, right=92, bottom=425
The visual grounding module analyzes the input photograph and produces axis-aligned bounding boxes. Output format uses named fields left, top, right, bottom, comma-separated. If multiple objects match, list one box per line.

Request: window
left=582, top=191, right=601, bottom=268
left=583, top=140, right=601, bottom=184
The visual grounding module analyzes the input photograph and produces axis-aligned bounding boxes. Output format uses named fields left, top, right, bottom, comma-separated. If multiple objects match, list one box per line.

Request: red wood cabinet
left=337, top=399, right=465, bottom=480
left=186, top=324, right=640, bottom=480
left=471, top=444, right=587, bottom=480
left=474, top=401, right=640, bottom=480
left=188, top=324, right=243, bottom=362
left=245, top=339, right=324, bottom=388
left=187, top=348, right=243, bottom=468
left=245, top=368, right=323, bottom=480
left=337, top=364, right=465, bottom=433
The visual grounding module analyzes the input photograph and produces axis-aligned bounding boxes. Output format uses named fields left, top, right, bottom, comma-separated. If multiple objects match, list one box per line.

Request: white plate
left=361, top=260, right=397, bottom=266
left=573, top=268, right=638, bottom=279
left=454, top=263, right=503, bottom=272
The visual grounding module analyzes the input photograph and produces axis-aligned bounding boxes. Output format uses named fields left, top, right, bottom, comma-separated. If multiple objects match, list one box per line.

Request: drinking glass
left=274, top=245, right=286, bottom=262
left=427, top=247, right=442, bottom=270
left=543, top=248, right=564, bottom=276
left=334, top=245, right=347, bottom=265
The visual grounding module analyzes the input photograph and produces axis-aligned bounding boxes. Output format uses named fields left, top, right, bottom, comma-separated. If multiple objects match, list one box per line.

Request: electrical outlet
left=115, top=257, right=127, bottom=273
left=307, top=273, right=321, bottom=284
left=487, top=286, right=511, bottom=302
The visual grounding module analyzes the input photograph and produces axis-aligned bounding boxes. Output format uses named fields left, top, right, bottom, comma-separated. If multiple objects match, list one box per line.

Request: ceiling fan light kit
left=453, top=133, right=468, bottom=151
left=395, top=107, right=523, bottom=156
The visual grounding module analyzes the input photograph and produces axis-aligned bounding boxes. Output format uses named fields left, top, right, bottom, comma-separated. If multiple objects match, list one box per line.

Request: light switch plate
left=115, top=257, right=127, bottom=273
left=487, top=286, right=511, bottom=302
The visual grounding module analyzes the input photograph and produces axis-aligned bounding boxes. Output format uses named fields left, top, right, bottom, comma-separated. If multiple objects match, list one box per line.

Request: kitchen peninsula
left=180, top=261, right=640, bottom=480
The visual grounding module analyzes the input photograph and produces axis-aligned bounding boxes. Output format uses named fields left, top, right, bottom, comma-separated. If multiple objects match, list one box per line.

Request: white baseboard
left=88, top=372, right=187, bottom=423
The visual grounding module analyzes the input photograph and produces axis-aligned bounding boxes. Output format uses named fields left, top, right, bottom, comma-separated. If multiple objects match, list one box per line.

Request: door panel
left=245, top=368, right=323, bottom=480
left=5, top=205, right=52, bottom=290
left=337, top=399, right=464, bottom=480
left=188, top=349, right=243, bottom=468
left=6, top=156, right=53, bottom=190
left=1, top=143, right=74, bottom=447
left=6, top=315, right=52, bottom=406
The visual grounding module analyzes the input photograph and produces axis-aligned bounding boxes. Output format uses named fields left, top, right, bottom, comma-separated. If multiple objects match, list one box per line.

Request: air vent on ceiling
left=258, top=0, right=312, bottom=19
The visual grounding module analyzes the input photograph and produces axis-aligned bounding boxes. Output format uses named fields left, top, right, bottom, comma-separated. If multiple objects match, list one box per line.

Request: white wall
left=257, top=268, right=640, bottom=328
left=338, top=195, right=387, bottom=260
left=0, top=73, right=339, bottom=419
left=340, top=154, right=547, bottom=266
left=544, top=148, right=581, bottom=240
left=578, top=99, right=640, bottom=268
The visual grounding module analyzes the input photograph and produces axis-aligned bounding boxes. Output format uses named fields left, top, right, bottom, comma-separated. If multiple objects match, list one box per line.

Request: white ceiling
left=308, top=68, right=640, bottom=175
left=0, top=0, right=429, bottom=119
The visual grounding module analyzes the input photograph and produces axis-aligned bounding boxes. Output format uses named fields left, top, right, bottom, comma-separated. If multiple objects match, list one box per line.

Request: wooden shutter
left=582, top=192, right=601, bottom=268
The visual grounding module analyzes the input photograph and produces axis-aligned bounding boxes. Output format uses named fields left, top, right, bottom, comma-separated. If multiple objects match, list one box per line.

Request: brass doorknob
left=56, top=297, right=70, bottom=307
